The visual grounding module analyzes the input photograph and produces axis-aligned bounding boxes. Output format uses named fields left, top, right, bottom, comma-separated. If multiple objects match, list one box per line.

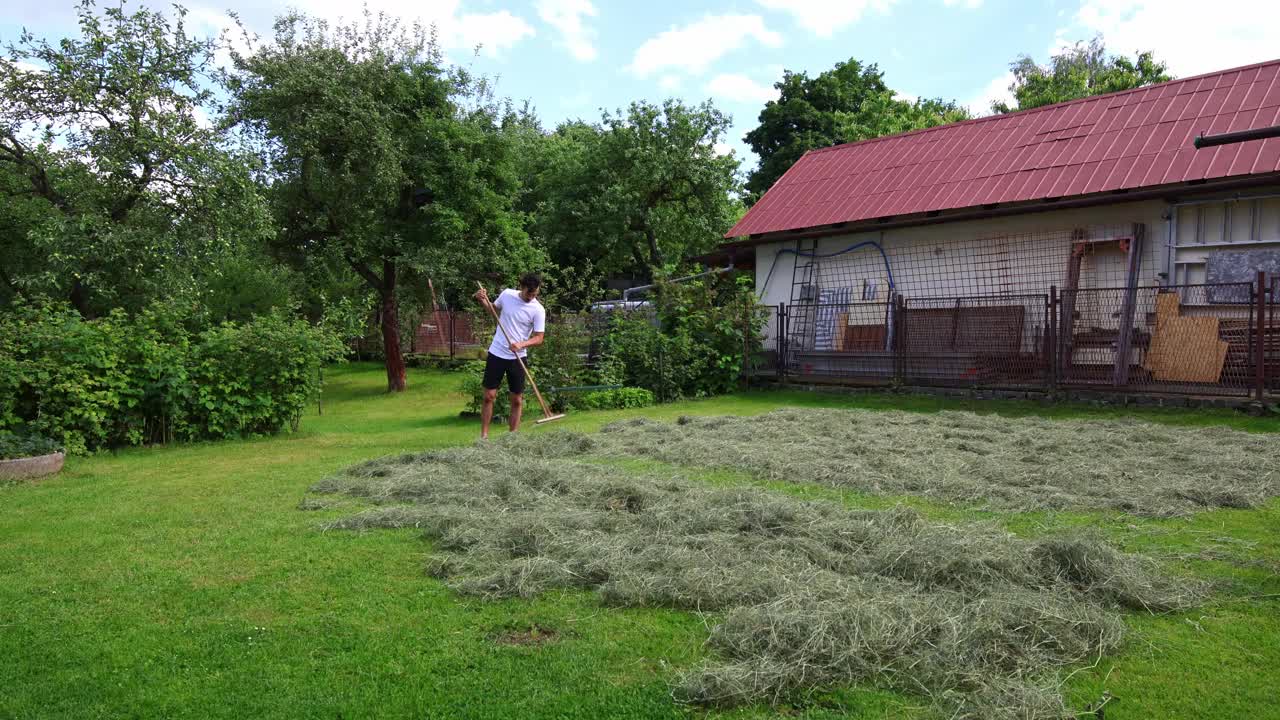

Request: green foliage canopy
left=0, top=1, right=270, bottom=317
left=743, top=58, right=970, bottom=202
left=994, top=36, right=1172, bottom=113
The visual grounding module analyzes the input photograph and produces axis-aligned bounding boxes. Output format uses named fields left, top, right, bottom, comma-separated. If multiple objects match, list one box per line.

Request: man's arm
left=511, top=331, right=544, bottom=353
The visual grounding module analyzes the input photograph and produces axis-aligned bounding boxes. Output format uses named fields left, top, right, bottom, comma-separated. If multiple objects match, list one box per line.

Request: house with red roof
left=723, top=59, right=1280, bottom=393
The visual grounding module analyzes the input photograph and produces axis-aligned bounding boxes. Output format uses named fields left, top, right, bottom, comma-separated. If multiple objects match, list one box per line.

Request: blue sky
left=5, top=0, right=1278, bottom=165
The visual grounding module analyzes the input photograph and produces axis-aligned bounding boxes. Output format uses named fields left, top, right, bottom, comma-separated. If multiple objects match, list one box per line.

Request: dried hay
left=519, top=408, right=1277, bottom=517
left=311, top=438, right=1208, bottom=718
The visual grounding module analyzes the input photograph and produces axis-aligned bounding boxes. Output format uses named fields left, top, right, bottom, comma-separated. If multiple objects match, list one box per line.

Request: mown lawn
left=2, top=362, right=1278, bottom=719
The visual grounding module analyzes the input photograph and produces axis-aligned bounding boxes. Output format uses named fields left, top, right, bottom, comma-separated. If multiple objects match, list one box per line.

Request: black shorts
left=482, top=353, right=526, bottom=394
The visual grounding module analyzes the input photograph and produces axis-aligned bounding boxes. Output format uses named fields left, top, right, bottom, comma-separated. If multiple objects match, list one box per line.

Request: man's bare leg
left=508, top=392, right=524, bottom=432
left=480, top=388, right=498, bottom=439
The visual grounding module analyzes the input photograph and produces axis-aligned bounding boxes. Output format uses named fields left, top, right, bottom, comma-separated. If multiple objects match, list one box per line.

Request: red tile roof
left=726, top=59, right=1280, bottom=239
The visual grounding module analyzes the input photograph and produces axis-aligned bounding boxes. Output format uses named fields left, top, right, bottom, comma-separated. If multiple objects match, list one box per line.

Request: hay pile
left=532, top=409, right=1277, bottom=516
left=311, top=441, right=1206, bottom=718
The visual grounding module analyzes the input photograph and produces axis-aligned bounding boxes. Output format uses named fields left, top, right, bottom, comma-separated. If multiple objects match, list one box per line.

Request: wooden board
left=1149, top=316, right=1229, bottom=382
left=833, top=312, right=848, bottom=353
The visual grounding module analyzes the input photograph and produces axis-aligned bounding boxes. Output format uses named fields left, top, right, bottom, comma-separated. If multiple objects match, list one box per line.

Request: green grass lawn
left=3, top=362, right=1278, bottom=719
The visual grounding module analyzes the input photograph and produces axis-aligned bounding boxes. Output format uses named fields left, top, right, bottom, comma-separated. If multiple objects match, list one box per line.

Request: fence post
left=1257, top=271, right=1268, bottom=402
left=777, top=303, right=787, bottom=381
left=448, top=309, right=455, bottom=358
left=893, top=294, right=906, bottom=386
left=1047, top=287, right=1058, bottom=392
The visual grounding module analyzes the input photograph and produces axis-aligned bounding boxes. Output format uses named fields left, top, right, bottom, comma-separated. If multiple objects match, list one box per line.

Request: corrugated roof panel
left=1098, top=157, right=1133, bottom=191
left=1186, top=146, right=1220, bottom=180
left=1032, top=166, right=1065, bottom=197
left=1262, top=78, right=1280, bottom=108
left=1210, top=144, right=1245, bottom=177
left=1180, top=90, right=1213, bottom=120
left=1105, top=126, right=1143, bottom=160
left=1158, top=149, right=1196, bottom=184
left=1241, top=81, right=1271, bottom=112
left=1137, top=121, right=1175, bottom=155
left=1229, top=108, right=1262, bottom=132
left=1228, top=140, right=1264, bottom=175
left=1042, top=162, right=1082, bottom=198
left=1140, top=151, right=1178, bottom=187
left=1252, top=138, right=1280, bottom=174
left=725, top=59, right=1280, bottom=238
left=1214, top=70, right=1241, bottom=88
left=1062, top=160, right=1101, bottom=196
left=1120, top=153, right=1158, bottom=189
left=1219, top=82, right=1250, bottom=114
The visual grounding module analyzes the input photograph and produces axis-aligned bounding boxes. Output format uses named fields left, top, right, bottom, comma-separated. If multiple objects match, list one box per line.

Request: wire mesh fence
left=768, top=275, right=1279, bottom=399
left=902, top=294, right=1049, bottom=389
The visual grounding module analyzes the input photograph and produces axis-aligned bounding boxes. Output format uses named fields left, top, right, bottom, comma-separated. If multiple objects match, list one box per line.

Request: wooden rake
left=477, top=282, right=565, bottom=425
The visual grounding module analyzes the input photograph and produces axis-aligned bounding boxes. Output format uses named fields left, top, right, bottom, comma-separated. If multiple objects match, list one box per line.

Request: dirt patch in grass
left=310, top=441, right=1206, bottom=719
left=493, top=625, right=559, bottom=647
left=503, top=408, right=1278, bottom=517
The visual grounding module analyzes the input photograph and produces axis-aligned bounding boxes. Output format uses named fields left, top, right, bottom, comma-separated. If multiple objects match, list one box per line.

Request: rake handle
left=477, top=283, right=555, bottom=419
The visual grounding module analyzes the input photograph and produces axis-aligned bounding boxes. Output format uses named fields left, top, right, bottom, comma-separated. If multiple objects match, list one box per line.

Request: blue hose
left=758, top=240, right=896, bottom=300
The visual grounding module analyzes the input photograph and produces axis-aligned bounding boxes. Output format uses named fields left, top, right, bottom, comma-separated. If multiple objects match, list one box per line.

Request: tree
left=744, top=59, right=969, bottom=202
left=230, top=12, right=539, bottom=392
left=0, top=1, right=269, bottom=317
left=994, top=36, right=1171, bottom=114
left=529, top=100, right=741, bottom=290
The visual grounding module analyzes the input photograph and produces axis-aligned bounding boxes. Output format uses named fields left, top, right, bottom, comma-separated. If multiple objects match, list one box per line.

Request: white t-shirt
left=487, top=288, right=546, bottom=360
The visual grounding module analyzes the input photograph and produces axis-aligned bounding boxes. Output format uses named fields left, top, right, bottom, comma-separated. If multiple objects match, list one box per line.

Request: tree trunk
left=69, top=277, right=92, bottom=318
left=380, top=259, right=407, bottom=392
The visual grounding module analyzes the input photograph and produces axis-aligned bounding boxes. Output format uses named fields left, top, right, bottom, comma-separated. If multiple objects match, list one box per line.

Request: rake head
left=535, top=413, right=567, bottom=424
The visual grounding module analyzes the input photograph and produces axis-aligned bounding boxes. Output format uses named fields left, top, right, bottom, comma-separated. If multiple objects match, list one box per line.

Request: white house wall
left=752, top=188, right=1280, bottom=350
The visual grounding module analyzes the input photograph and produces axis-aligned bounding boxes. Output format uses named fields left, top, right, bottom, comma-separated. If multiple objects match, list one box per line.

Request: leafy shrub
left=0, top=434, right=63, bottom=460
left=530, top=316, right=591, bottom=412
left=580, top=387, right=654, bottom=410
left=600, top=273, right=766, bottom=401
left=0, top=303, right=342, bottom=453
left=183, top=312, right=343, bottom=439
left=458, top=360, right=509, bottom=416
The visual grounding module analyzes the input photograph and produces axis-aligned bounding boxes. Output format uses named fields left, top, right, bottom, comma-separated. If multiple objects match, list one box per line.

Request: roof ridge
left=803, top=56, right=1280, bottom=158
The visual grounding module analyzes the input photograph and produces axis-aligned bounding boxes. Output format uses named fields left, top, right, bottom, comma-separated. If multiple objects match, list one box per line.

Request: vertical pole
left=449, top=309, right=455, bottom=358
left=777, top=303, right=785, bottom=380
left=1058, top=243, right=1084, bottom=383
left=1112, top=223, right=1144, bottom=387
left=1256, top=271, right=1267, bottom=402
left=893, top=293, right=906, bottom=386
left=1047, top=287, right=1058, bottom=392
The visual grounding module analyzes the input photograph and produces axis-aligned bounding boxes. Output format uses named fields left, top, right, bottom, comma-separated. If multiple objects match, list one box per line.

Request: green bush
left=600, top=273, right=767, bottom=401
left=0, top=303, right=342, bottom=453
left=0, top=434, right=63, bottom=460
left=458, top=360, right=510, bottom=416
left=580, top=387, right=654, bottom=410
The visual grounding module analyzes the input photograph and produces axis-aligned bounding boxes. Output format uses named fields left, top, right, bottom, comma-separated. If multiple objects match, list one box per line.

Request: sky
left=5, top=0, right=1280, bottom=166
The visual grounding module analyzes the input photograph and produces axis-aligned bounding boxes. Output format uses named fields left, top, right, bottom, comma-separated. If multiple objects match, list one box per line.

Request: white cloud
left=658, top=75, right=683, bottom=90
left=536, top=0, right=597, bottom=62
left=628, top=14, right=782, bottom=77
left=1064, top=0, right=1278, bottom=77
left=942, top=0, right=983, bottom=7
left=754, top=0, right=897, bottom=37
left=706, top=73, right=778, bottom=103
left=967, top=71, right=1014, bottom=116
left=713, top=141, right=735, bottom=156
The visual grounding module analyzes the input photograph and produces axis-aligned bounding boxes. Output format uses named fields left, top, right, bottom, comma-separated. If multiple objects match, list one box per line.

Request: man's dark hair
left=519, top=272, right=542, bottom=291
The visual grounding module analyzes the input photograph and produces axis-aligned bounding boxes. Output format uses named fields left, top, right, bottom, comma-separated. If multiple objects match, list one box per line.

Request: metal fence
left=764, top=273, right=1279, bottom=399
